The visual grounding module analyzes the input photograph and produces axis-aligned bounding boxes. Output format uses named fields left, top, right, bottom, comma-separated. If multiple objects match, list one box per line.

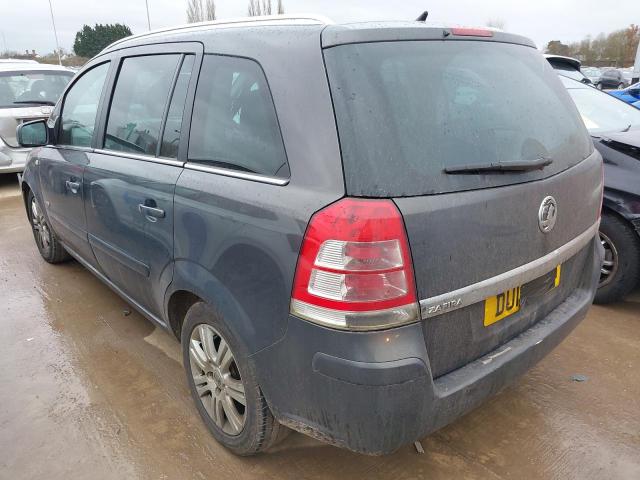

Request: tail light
left=290, top=198, right=419, bottom=330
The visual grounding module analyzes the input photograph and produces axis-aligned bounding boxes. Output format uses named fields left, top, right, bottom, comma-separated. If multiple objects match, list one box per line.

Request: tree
left=187, top=0, right=216, bottom=23
left=248, top=0, right=281, bottom=16
left=545, top=40, right=571, bottom=57
left=544, top=25, right=639, bottom=67
left=73, top=24, right=132, bottom=58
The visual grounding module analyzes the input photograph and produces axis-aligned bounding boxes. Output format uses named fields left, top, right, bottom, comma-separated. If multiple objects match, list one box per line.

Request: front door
left=84, top=46, right=199, bottom=318
left=38, top=61, right=111, bottom=264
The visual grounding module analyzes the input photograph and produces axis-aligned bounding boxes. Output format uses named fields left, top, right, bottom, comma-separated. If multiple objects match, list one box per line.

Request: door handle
left=138, top=203, right=165, bottom=222
left=65, top=180, right=81, bottom=194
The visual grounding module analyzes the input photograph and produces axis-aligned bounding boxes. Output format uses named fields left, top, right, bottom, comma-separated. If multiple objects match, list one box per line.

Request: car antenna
left=416, top=11, right=429, bottom=22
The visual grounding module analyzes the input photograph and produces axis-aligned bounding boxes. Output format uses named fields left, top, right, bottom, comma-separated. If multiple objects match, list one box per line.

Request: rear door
left=324, top=37, right=602, bottom=377
left=38, top=61, right=111, bottom=264
left=84, top=43, right=201, bottom=318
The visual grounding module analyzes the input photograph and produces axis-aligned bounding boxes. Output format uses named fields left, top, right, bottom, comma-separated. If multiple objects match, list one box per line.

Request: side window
left=160, top=55, right=195, bottom=158
left=188, top=55, right=289, bottom=178
left=104, top=54, right=181, bottom=155
left=59, top=62, right=110, bottom=147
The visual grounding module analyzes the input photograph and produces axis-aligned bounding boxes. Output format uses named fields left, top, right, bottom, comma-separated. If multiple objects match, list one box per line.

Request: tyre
left=617, top=83, right=625, bottom=90
left=181, top=301, right=280, bottom=455
left=27, top=190, right=70, bottom=264
left=597, top=83, right=603, bottom=90
left=595, top=212, right=640, bottom=304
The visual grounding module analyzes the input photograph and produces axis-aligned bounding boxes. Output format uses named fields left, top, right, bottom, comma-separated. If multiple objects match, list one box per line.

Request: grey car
left=0, top=62, right=74, bottom=173
left=17, top=16, right=604, bottom=456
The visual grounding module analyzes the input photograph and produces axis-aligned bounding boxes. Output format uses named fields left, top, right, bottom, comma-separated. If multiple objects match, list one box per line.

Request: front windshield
left=562, top=77, right=640, bottom=134
left=0, top=70, right=73, bottom=108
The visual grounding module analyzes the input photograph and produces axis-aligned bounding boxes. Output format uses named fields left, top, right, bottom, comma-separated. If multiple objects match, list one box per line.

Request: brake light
left=450, top=27, right=493, bottom=37
left=290, top=198, right=419, bottom=330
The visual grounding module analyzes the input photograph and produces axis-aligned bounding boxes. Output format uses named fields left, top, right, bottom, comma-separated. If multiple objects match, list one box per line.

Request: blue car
left=608, top=82, right=640, bottom=108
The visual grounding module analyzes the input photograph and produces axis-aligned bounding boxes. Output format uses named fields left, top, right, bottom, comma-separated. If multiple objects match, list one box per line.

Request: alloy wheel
left=30, top=197, right=51, bottom=252
left=599, top=231, right=619, bottom=288
left=189, top=324, right=247, bottom=436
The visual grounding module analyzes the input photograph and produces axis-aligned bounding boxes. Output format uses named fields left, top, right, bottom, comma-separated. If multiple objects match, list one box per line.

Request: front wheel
left=617, top=83, right=625, bottom=90
left=182, top=302, right=281, bottom=455
left=595, top=213, right=640, bottom=304
left=596, top=83, right=603, bottom=90
left=27, top=190, right=70, bottom=264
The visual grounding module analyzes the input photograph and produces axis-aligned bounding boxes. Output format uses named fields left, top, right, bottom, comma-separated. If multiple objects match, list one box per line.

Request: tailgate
left=395, top=151, right=602, bottom=377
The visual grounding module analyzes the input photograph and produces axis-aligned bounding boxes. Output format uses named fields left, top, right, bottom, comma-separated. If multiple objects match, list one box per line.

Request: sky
left=1, top=0, right=636, bottom=55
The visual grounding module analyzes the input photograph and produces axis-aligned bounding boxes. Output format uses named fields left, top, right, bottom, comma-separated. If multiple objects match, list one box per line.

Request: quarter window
left=59, top=62, right=110, bottom=147
left=105, top=54, right=181, bottom=155
left=160, top=55, right=195, bottom=158
left=188, top=55, right=289, bottom=178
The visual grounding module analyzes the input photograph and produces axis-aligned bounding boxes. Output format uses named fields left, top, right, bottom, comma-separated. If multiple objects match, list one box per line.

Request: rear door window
left=104, top=54, right=181, bottom=155
left=324, top=41, right=592, bottom=196
left=188, top=55, right=289, bottom=178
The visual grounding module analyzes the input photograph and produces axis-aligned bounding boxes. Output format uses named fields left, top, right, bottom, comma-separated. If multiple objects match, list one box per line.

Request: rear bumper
left=252, top=235, right=603, bottom=455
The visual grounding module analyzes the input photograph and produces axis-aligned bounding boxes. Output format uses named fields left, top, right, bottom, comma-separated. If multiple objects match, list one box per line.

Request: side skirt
left=61, top=241, right=170, bottom=331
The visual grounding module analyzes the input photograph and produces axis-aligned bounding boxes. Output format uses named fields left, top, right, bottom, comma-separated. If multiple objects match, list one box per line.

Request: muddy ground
left=1, top=174, right=638, bottom=479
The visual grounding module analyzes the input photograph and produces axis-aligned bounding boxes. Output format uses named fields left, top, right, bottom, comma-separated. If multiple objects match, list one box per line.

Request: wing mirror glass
left=17, top=119, right=48, bottom=147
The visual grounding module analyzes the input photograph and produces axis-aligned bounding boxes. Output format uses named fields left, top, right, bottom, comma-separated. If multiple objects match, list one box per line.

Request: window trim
left=184, top=162, right=289, bottom=185
left=184, top=53, right=290, bottom=185
left=157, top=54, right=195, bottom=159
left=93, top=42, right=204, bottom=166
left=55, top=60, right=112, bottom=150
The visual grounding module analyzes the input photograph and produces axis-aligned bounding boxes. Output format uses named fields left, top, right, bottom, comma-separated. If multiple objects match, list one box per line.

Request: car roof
left=0, top=59, right=39, bottom=64
left=0, top=62, right=75, bottom=74
left=102, top=14, right=333, bottom=53
left=100, top=14, right=536, bottom=54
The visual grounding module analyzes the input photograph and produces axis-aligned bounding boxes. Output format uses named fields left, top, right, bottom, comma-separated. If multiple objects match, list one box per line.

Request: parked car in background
left=561, top=76, right=640, bottom=302
left=18, top=17, right=603, bottom=456
left=608, top=82, right=640, bottom=109
left=582, top=66, right=602, bottom=84
left=0, top=62, right=74, bottom=173
left=596, top=69, right=627, bottom=90
left=622, top=68, right=633, bottom=86
left=545, top=54, right=592, bottom=84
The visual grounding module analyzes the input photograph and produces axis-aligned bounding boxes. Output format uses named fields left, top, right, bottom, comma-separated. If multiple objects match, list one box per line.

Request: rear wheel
left=595, top=213, right=640, bottom=304
left=27, top=190, right=70, bottom=264
left=182, top=301, right=280, bottom=455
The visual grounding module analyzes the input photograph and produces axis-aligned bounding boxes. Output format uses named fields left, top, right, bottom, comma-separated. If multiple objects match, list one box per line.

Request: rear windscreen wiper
left=444, top=157, right=553, bottom=174
left=13, top=100, right=56, bottom=106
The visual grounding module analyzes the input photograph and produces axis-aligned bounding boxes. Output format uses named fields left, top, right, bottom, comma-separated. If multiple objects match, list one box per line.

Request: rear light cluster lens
left=290, top=198, right=419, bottom=330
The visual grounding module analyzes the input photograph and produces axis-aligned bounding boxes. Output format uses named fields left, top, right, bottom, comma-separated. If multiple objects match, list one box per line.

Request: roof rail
left=103, top=14, right=335, bottom=52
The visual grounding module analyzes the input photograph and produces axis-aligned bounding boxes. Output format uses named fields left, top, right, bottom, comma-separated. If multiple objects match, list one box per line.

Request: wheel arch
left=164, top=259, right=281, bottom=354
left=166, top=289, right=202, bottom=340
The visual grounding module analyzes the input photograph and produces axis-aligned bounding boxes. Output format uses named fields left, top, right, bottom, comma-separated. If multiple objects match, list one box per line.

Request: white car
left=0, top=62, right=74, bottom=173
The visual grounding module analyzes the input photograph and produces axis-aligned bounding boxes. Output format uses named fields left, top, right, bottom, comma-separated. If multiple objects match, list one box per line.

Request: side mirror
left=17, top=119, right=48, bottom=147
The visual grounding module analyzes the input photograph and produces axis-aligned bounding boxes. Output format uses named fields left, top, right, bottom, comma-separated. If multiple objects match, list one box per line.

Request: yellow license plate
left=484, top=286, right=522, bottom=326
left=484, top=265, right=561, bottom=327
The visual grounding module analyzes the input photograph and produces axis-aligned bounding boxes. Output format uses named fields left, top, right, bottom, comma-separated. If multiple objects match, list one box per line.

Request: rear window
left=324, top=41, right=592, bottom=196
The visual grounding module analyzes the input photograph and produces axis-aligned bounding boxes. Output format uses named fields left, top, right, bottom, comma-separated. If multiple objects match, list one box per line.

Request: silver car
left=0, top=62, right=74, bottom=173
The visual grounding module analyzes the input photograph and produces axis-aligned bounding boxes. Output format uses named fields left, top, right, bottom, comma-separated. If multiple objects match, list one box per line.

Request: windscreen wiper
left=444, top=157, right=553, bottom=174
left=13, top=100, right=56, bottom=106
